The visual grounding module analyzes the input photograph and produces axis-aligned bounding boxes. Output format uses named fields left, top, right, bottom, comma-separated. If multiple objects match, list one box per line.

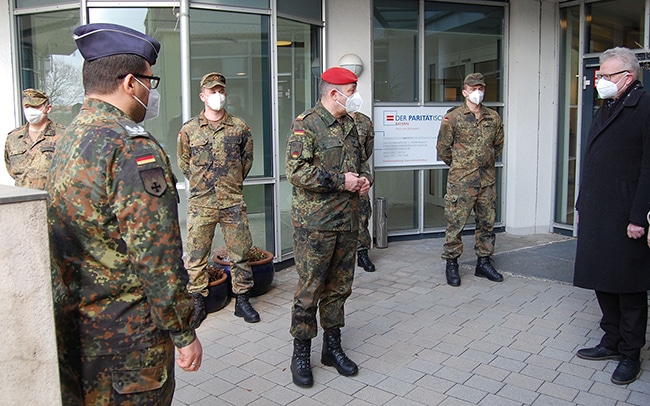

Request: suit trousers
left=596, top=290, right=648, bottom=360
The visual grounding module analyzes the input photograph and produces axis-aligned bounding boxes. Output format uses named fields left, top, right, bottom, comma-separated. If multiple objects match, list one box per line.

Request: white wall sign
left=373, top=106, right=452, bottom=167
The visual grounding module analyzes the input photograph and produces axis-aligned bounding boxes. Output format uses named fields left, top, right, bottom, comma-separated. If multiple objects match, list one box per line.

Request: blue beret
left=321, top=67, right=358, bottom=85
left=73, top=23, right=161, bottom=66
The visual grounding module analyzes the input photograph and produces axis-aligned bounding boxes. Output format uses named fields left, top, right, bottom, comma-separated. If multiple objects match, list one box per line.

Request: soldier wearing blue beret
left=47, top=23, right=203, bottom=405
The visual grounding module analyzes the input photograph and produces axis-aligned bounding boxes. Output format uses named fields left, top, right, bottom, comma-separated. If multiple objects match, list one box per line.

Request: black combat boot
left=357, top=249, right=376, bottom=272
left=321, top=328, right=358, bottom=376
left=234, top=292, right=260, bottom=323
left=475, top=256, right=504, bottom=282
left=445, top=258, right=460, bottom=287
left=291, top=338, right=313, bottom=387
left=190, top=292, right=207, bottom=329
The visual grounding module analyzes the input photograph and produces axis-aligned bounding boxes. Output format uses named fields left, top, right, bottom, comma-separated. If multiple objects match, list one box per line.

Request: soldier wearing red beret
left=286, top=67, right=372, bottom=387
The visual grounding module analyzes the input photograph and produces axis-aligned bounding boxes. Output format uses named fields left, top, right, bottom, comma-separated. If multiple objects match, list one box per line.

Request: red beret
left=321, top=67, right=358, bottom=85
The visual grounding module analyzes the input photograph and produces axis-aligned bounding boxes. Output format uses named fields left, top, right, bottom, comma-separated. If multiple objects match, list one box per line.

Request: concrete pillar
left=0, top=185, right=61, bottom=405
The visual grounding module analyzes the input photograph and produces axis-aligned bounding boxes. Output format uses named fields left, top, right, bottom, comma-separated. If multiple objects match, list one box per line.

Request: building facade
left=0, top=0, right=646, bottom=262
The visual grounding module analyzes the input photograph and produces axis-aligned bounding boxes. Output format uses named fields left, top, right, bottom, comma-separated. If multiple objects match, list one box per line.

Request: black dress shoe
left=576, top=345, right=620, bottom=361
left=611, top=357, right=641, bottom=385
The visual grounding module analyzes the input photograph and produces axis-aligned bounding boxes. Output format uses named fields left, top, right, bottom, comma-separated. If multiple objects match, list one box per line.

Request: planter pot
left=212, top=249, right=275, bottom=297
left=205, top=271, right=230, bottom=313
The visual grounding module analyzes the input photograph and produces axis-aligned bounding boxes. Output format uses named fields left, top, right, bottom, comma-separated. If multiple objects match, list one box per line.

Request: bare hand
left=627, top=223, right=645, bottom=239
left=177, top=337, right=203, bottom=371
left=359, top=177, right=371, bottom=195
left=344, top=172, right=364, bottom=192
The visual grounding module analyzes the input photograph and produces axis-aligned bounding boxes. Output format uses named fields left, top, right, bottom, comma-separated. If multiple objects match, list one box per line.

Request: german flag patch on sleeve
left=136, top=154, right=156, bottom=166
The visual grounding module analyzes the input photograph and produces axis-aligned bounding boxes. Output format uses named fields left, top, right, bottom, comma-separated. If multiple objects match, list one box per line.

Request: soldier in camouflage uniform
left=177, top=72, right=259, bottom=324
left=4, top=88, right=65, bottom=190
left=286, top=67, right=372, bottom=387
left=352, top=111, right=376, bottom=272
left=436, top=72, right=505, bottom=287
left=46, top=23, right=202, bottom=405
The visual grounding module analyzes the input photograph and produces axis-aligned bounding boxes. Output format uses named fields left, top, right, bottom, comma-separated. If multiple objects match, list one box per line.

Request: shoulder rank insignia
left=290, top=141, right=303, bottom=159
left=124, top=124, right=148, bottom=136
left=139, top=167, right=167, bottom=197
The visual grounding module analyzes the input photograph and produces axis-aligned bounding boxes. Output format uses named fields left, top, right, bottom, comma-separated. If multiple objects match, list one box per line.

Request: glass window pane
left=424, top=168, right=447, bottom=229
left=89, top=0, right=269, bottom=7
left=425, top=2, right=504, bottom=103
left=374, top=170, right=418, bottom=232
left=277, top=17, right=321, bottom=257
left=198, top=0, right=268, bottom=8
left=555, top=5, right=580, bottom=226
left=188, top=9, right=272, bottom=179
left=15, top=0, right=71, bottom=8
left=278, top=0, right=322, bottom=21
left=17, top=10, right=82, bottom=126
left=373, top=0, right=419, bottom=103
left=279, top=179, right=293, bottom=256
left=586, top=0, right=644, bottom=53
left=277, top=17, right=321, bottom=176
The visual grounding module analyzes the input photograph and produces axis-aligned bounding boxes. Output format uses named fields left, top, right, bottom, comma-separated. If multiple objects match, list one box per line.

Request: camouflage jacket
left=4, top=119, right=65, bottom=190
left=177, top=110, right=253, bottom=209
left=436, top=103, right=504, bottom=187
left=352, top=111, right=375, bottom=162
left=46, top=98, right=195, bottom=357
left=286, top=102, right=373, bottom=231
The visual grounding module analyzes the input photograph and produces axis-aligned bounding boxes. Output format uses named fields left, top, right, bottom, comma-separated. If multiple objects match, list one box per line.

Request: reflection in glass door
left=276, top=18, right=321, bottom=258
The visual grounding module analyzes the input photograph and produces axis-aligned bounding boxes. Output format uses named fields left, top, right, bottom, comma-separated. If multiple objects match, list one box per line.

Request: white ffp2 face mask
left=24, top=107, right=46, bottom=124
left=596, top=75, right=626, bottom=99
left=466, top=89, right=484, bottom=105
left=207, top=92, right=226, bottom=111
left=132, top=77, right=160, bottom=122
left=336, top=90, right=363, bottom=114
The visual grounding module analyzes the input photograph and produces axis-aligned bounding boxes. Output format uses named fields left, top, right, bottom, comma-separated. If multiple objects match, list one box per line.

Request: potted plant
left=204, top=264, right=230, bottom=313
left=212, top=246, right=275, bottom=297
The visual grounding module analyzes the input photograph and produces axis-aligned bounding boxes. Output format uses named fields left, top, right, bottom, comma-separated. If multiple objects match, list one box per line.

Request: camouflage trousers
left=357, top=193, right=372, bottom=250
left=186, top=203, right=253, bottom=295
left=58, top=340, right=175, bottom=406
left=442, top=183, right=496, bottom=260
left=290, top=228, right=357, bottom=340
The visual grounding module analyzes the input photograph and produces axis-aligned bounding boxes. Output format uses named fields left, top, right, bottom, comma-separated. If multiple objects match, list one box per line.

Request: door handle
left=583, top=75, right=591, bottom=90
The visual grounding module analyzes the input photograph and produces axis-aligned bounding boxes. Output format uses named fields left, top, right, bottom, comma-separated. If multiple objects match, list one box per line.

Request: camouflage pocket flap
left=112, top=364, right=167, bottom=394
left=444, top=193, right=458, bottom=203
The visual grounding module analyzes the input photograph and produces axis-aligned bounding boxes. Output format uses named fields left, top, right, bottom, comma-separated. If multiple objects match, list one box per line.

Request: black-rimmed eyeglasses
left=596, top=70, right=628, bottom=81
left=119, top=73, right=161, bottom=89
left=133, top=74, right=160, bottom=89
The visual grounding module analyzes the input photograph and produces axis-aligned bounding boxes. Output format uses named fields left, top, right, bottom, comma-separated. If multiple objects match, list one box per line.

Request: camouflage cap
left=200, top=72, right=227, bottom=89
left=22, top=88, right=49, bottom=106
left=464, top=73, right=486, bottom=86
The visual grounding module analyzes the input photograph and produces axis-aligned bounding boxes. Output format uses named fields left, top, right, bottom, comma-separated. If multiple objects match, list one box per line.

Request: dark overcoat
left=574, top=82, right=650, bottom=292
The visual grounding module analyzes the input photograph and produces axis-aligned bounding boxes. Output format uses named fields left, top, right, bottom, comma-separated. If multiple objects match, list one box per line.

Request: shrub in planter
left=212, top=246, right=275, bottom=297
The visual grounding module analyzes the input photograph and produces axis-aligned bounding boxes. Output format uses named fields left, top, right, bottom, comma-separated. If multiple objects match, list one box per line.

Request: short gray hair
left=319, top=80, right=344, bottom=98
left=600, top=47, right=641, bottom=79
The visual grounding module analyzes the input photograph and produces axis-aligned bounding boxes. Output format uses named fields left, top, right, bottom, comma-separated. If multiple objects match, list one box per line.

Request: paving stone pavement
left=173, top=233, right=650, bottom=405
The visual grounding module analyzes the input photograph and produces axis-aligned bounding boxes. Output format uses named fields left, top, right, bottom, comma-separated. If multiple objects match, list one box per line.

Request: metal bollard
left=375, top=197, right=388, bottom=248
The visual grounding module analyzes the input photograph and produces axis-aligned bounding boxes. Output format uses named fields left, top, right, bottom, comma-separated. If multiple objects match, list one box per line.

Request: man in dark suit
left=574, top=46, right=650, bottom=385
